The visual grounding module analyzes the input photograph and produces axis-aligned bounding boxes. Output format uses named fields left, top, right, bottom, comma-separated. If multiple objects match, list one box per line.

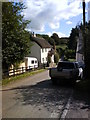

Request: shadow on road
left=72, top=81, right=90, bottom=110
left=4, top=79, right=72, bottom=110
left=2, top=79, right=90, bottom=112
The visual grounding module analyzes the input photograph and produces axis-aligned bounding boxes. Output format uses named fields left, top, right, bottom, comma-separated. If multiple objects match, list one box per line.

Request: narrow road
left=2, top=70, right=73, bottom=118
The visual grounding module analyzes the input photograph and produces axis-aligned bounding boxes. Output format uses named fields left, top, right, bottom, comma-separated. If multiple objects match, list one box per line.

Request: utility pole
left=83, top=0, right=86, bottom=78
left=83, top=1, right=85, bottom=27
left=83, top=1, right=86, bottom=57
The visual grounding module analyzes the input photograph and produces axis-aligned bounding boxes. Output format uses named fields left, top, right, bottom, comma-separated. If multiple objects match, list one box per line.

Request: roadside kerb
left=60, top=90, right=73, bottom=119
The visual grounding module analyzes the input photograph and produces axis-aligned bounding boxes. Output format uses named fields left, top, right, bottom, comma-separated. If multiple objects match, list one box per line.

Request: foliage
left=59, top=37, right=69, bottom=44
left=51, top=33, right=60, bottom=45
left=68, top=59, right=75, bottom=62
left=56, top=48, right=64, bottom=58
left=84, top=21, right=90, bottom=78
left=47, top=55, right=51, bottom=64
left=54, top=53, right=59, bottom=64
left=56, top=44, right=67, bottom=50
left=2, top=2, right=31, bottom=70
left=36, top=33, right=68, bottom=47
left=67, top=21, right=90, bottom=78
left=68, top=26, right=79, bottom=50
left=64, top=48, right=76, bottom=60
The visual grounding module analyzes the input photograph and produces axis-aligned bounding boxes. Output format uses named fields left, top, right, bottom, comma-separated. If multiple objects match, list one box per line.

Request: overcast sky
left=23, top=0, right=90, bottom=37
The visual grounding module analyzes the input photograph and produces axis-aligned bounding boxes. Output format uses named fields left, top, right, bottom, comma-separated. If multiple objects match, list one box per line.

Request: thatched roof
left=31, top=36, right=52, bottom=48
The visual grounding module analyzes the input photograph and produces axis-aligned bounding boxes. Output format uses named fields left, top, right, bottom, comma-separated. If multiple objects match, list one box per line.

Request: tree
left=47, top=55, right=51, bottom=67
left=69, top=21, right=90, bottom=78
left=84, top=21, right=90, bottom=78
left=54, top=53, right=59, bottom=65
left=64, top=49, right=76, bottom=60
left=68, top=27, right=79, bottom=50
left=2, top=2, right=31, bottom=71
left=51, top=33, right=60, bottom=45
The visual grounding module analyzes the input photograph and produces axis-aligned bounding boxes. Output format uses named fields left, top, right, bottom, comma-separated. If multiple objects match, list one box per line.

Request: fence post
left=13, top=68, right=15, bottom=76
left=22, top=67, right=24, bottom=73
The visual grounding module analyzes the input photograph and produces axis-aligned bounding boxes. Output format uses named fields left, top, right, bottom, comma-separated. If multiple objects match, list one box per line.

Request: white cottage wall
left=41, top=48, right=51, bottom=64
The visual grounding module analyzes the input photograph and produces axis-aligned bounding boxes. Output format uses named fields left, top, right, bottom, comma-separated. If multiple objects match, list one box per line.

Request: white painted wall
left=41, top=48, right=51, bottom=64
left=29, top=42, right=54, bottom=65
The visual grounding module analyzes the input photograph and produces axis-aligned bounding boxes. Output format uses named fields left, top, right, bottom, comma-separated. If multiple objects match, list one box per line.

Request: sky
left=22, top=0, right=90, bottom=38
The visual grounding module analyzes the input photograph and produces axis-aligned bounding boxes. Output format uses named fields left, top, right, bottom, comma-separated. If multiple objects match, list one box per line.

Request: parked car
left=49, top=61, right=79, bottom=85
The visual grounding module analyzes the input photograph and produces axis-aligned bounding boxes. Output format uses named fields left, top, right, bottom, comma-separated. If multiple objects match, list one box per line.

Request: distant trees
left=64, top=49, right=76, bottom=60
left=36, top=34, right=55, bottom=46
left=2, top=2, right=31, bottom=71
left=51, top=33, right=60, bottom=45
left=68, top=27, right=79, bottom=50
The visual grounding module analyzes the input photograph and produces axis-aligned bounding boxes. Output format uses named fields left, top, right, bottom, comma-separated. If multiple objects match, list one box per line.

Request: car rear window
left=57, top=62, right=74, bottom=69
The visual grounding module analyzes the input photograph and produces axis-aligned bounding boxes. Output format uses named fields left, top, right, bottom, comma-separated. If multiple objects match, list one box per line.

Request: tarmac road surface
left=2, top=70, right=90, bottom=119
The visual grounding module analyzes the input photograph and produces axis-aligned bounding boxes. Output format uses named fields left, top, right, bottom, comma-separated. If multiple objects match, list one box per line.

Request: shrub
left=54, top=53, right=59, bottom=64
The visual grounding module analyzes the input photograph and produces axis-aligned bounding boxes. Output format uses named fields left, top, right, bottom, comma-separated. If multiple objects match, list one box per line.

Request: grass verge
left=2, top=69, right=46, bottom=86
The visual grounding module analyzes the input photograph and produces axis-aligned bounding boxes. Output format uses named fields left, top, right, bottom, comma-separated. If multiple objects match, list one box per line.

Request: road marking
left=60, top=90, right=73, bottom=119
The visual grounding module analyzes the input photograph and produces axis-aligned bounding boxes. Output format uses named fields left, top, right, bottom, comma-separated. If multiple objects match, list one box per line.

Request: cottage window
left=35, top=60, right=37, bottom=63
left=42, top=49, right=44, bottom=52
left=31, top=60, right=34, bottom=64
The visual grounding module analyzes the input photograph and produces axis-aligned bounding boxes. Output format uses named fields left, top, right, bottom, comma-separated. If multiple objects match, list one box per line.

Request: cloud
left=42, top=31, right=67, bottom=38
left=49, top=22, right=60, bottom=29
left=23, top=0, right=89, bottom=32
left=66, top=21, right=72, bottom=25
